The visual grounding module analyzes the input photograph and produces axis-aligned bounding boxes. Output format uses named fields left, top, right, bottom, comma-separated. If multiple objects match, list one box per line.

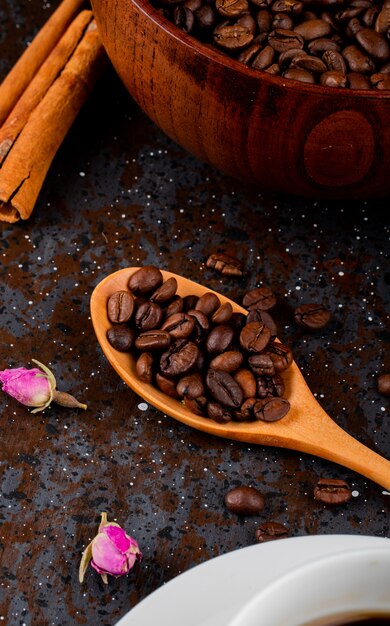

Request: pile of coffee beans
left=106, top=265, right=293, bottom=424
left=152, top=0, right=390, bottom=89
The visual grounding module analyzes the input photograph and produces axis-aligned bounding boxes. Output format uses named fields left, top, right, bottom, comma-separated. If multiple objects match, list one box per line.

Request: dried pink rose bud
left=0, top=359, right=87, bottom=413
left=79, top=512, right=142, bottom=584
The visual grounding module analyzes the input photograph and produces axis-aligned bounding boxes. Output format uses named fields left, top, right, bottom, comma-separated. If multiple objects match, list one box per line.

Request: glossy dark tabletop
left=0, top=2, right=389, bottom=625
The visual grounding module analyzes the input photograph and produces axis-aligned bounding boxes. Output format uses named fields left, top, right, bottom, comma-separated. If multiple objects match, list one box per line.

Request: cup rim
left=229, top=545, right=390, bottom=626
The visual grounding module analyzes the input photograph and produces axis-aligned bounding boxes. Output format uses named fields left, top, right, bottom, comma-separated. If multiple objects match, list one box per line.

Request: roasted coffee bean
left=371, top=71, right=390, bottom=87
left=242, top=287, right=276, bottom=311
left=128, top=265, right=163, bottom=295
left=173, top=4, right=195, bottom=31
left=206, top=368, right=244, bottom=408
left=323, top=49, right=347, bottom=72
left=253, top=396, right=290, bottom=421
left=161, top=312, right=195, bottom=338
left=336, top=6, right=365, bottom=20
left=107, top=325, right=136, bottom=352
left=342, top=44, right=375, bottom=73
left=320, top=69, right=347, bottom=86
left=177, top=372, right=205, bottom=398
left=212, top=302, right=233, bottom=324
left=156, top=372, right=182, bottom=398
left=307, top=37, right=340, bottom=54
left=237, top=13, right=258, bottom=33
left=183, top=394, right=208, bottom=415
left=207, top=401, right=232, bottom=422
left=135, top=352, right=154, bottom=383
left=294, top=18, right=332, bottom=39
left=256, top=373, right=285, bottom=398
left=107, top=290, right=134, bottom=324
left=195, top=292, right=221, bottom=316
left=240, top=321, right=272, bottom=353
left=375, top=6, right=390, bottom=34
left=225, top=485, right=265, bottom=515
left=252, top=44, right=276, bottom=68
left=272, top=0, right=303, bottom=14
left=294, top=303, right=331, bottom=330
left=291, top=53, right=327, bottom=70
left=214, top=22, right=254, bottom=49
left=164, top=295, right=184, bottom=317
left=283, top=67, right=316, bottom=81
left=229, top=312, right=247, bottom=333
left=195, top=4, right=217, bottom=28
left=209, top=350, right=244, bottom=372
left=160, top=339, right=200, bottom=376
left=264, top=62, right=281, bottom=73
left=184, top=0, right=202, bottom=11
left=255, top=521, right=289, bottom=542
left=268, top=28, right=305, bottom=52
left=356, top=26, right=390, bottom=60
left=238, top=42, right=263, bottom=63
left=378, top=373, right=390, bottom=396
left=314, top=478, right=352, bottom=504
left=266, top=341, right=293, bottom=371
left=272, top=12, right=294, bottom=30
left=233, top=368, right=257, bottom=397
left=347, top=71, right=372, bottom=87
left=248, top=353, right=275, bottom=375
left=206, top=324, right=234, bottom=353
left=237, top=397, right=257, bottom=420
left=279, top=46, right=307, bottom=67
left=257, top=8, right=273, bottom=31
left=246, top=309, right=277, bottom=338
left=135, top=330, right=171, bottom=351
left=135, top=301, right=163, bottom=330
left=206, top=252, right=244, bottom=276
left=188, top=309, right=210, bottom=342
left=216, top=0, right=249, bottom=17
left=150, top=276, right=178, bottom=303
left=183, top=294, right=199, bottom=311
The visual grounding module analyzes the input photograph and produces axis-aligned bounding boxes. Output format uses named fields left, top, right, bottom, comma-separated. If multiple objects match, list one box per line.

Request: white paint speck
left=352, top=490, right=359, bottom=497
left=382, top=491, right=390, bottom=496
left=138, top=402, right=148, bottom=411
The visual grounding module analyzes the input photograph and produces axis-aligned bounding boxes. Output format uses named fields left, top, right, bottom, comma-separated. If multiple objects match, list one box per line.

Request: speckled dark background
left=0, top=2, right=389, bottom=625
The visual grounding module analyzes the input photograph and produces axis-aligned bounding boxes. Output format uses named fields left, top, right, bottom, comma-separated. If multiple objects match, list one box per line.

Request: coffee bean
left=233, top=368, right=257, bottom=397
left=150, top=276, right=178, bottom=303
left=294, top=303, right=331, bottom=330
left=307, top=37, right=340, bottom=54
left=243, top=286, right=277, bottom=311
left=207, top=401, right=233, bottom=422
left=356, top=26, right=390, bottom=60
left=252, top=44, right=276, bottom=68
left=253, top=396, right=290, bottom=421
left=238, top=42, right=263, bottom=63
left=216, top=0, right=249, bottom=18
left=291, top=53, right=328, bottom=71
left=283, top=67, right=316, bottom=82
left=257, top=9, right=272, bottom=32
left=107, top=290, right=134, bottom=324
left=229, top=312, right=247, bottom=333
left=272, top=12, right=294, bottom=30
left=135, top=330, right=172, bottom=351
left=206, top=252, right=244, bottom=276
left=236, top=397, right=257, bottom=420
left=195, top=292, right=221, bottom=316
left=135, top=301, right=163, bottom=330
left=183, top=395, right=208, bottom=415
left=248, top=353, right=275, bottom=375
left=273, top=0, right=303, bottom=14
left=195, top=4, right=217, bottom=28
left=160, top=339, right=200, bottom=376
left=213, top=22, right=254, bottom=50
left=225, top=485, right=265, bottom=515
left=322, top=49, right=347, bottom=72
left=320, top=69, right=347, bottom=86
left=206, top=324, right=234, bottom=353
left=177, top=372, right=205, bottom=398
left=266, top=341, right=293, bottom=371
left=257, top=373, right=285, bottom=398
left=156, top=372, right=182, bottom=398
left=264, top=63, right=281, bottom=74
left=173, top=4, right=195, bottom=31
left=206, top=368, right=244, bottom=408
left=161, top=312, right=195, bottom=338
left=209, top=350, right=244, bottom=372
left=342, top=44, right=375, bottom=73
left=183, top=295, right=199, bottom=311
left=347, top=71, right=372, bottom=87
left=255, top=521, right=289, bottom=542
left=240, top=321, right=272, bottom=353
left=128, top=265, right=163, bottom=295
left=378, top=373, right=390, bottom=396
left=294, top=18, right=333, bottom=39
left=136, top=352, right=154, bottom=383
left=314, top=478, right=352, bottom=504
left=107, top=325, right=136, bottom=352
left=164, top=295, right=184, bottom=317
left=247, top=309, right=278, bottom=338
left=268, top=28, right=305, bottom=52
left=212, top=302, right=233, bottom=324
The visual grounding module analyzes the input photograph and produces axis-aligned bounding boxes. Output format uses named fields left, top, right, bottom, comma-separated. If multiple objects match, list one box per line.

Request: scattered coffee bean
left=206, top=252, right=244, bottom=276
left=243, top=286, right=277, bottom=311
left=314, top=477, right=352, bottom=504
left=240, top=321, right=272, bottom=353
left=107, top=325, right=136, bottom=352
left=294, top=303, right=331, bottom=330
left=128, top=265, right=163, bottom=295
left=255, top=521, right=289, bottom=542
left=225, top=485, right=265, bottom=515
left=378, top=373, right=390, bottom=396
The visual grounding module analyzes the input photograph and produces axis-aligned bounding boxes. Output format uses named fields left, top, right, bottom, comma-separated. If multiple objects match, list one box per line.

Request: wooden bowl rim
left=129, top=0, right=390, bottom=99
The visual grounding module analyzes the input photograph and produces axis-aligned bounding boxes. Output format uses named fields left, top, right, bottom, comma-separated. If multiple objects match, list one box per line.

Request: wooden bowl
left=91, top=0, right=390, bottom=199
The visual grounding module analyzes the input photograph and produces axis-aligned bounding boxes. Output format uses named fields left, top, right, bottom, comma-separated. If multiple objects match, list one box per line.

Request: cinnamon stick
left=0, top=10, right=94, bottom=166
left=0, top=20, right=108, bottom=223
left=0, top=0, right=86, bottom=126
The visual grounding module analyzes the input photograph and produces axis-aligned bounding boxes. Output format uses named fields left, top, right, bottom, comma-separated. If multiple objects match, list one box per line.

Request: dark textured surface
left=0, top=2, right=389, bottom=625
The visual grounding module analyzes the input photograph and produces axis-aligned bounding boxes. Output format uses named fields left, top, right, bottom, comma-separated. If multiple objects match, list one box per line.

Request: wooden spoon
left=90, top=267, right=390, bottom=490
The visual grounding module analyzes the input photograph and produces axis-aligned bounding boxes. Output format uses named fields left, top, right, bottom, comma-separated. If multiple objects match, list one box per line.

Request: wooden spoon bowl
left=91, top=0, right=390, bottom=200
left=90, top=268, right=390, bottom=490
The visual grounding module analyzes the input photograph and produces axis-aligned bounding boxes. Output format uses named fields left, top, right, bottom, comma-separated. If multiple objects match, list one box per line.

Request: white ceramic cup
left=229, top=546, right=390, bottom=626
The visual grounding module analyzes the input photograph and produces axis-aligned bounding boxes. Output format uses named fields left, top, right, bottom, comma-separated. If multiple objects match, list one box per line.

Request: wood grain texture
left=91, top=268, right=390, bottom=489
left=91, top=0, right=390, bottom=199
